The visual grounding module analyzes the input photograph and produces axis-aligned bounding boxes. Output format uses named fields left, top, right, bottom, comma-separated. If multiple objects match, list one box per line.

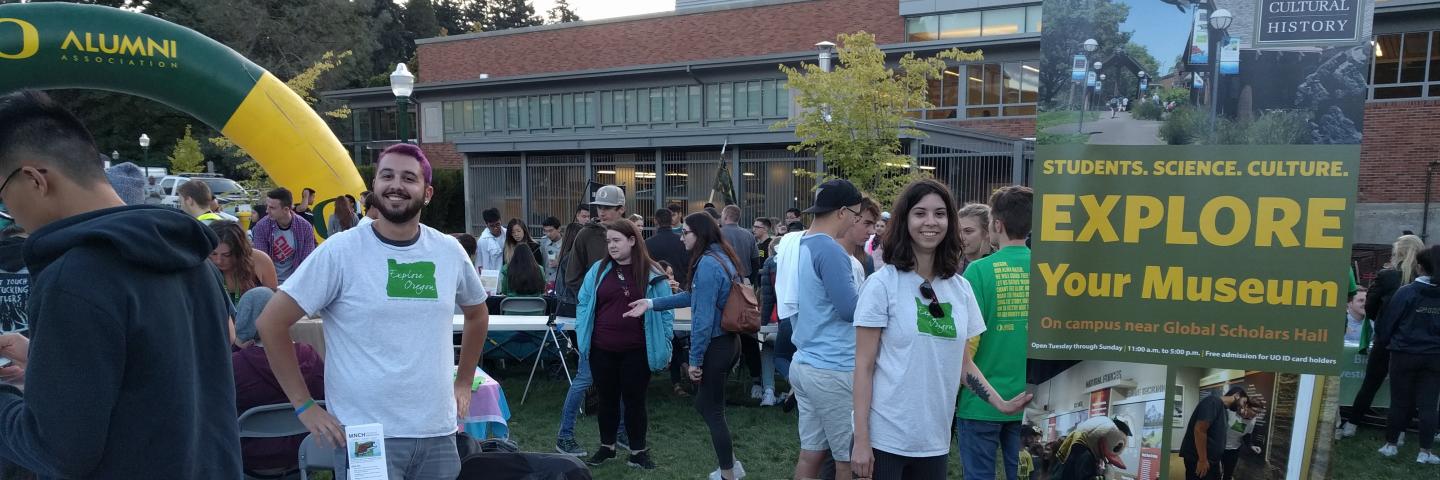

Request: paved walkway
left=1045, top=112, right=1164, bottom=145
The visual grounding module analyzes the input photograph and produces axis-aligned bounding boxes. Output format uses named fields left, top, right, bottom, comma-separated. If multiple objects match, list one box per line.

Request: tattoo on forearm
left=965, top=373, right=991, bottom=403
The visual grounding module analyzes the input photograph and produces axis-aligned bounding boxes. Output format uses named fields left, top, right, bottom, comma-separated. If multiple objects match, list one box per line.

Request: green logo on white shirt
left=387, top=259, right=438, bottom=299
left=915, top=297, right=957, bottom=339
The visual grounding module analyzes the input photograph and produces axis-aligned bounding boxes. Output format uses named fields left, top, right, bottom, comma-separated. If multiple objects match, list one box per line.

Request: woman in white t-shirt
left=851, top=179, right=1032, bottom=479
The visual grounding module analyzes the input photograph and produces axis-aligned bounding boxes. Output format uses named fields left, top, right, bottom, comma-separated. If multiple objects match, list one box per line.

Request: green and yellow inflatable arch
left=0, top=2, right=364, bottom=229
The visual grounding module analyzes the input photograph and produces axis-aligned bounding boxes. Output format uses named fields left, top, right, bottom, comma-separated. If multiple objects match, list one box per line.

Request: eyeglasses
left=681, top=229, right=693, bottom=236
left=919, top=281, right=946, bottom=319
left=842, top=206, right=861, bottom=218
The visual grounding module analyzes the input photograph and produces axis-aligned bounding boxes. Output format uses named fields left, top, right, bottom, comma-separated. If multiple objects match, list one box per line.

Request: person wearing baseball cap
left=555, top=183, right=631, bottom=457
left=790, top=178, right=866, bottom=479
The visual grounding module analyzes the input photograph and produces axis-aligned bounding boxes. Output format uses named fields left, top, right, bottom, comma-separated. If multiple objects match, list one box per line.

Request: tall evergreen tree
left=404, top=0, right=442, bottom=38
left=487, top=0, right=543, bottom=30
left=546, top=0, right=580, bottom=24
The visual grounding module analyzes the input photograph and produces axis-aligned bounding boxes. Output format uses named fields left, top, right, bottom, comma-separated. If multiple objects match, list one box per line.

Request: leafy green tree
left=404, top=0, right=442, bottom=38
left=1038, top=0, right=1132, bottom=108
left=546, top=0, right=580, bottom=23
left=487, top=0, right=543, bottom=30
left=779, top=32, right=982, bottom=206
left=168, top=125, right=206, bottom=174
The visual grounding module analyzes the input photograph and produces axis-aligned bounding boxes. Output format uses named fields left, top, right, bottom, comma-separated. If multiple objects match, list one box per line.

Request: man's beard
left=376, top=189, right=424, bottom=223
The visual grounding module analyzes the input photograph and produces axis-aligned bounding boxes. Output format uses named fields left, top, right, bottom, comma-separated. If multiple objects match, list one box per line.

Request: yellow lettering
left=1123, top=195, right=1163, bottom=243
left=1041, top=194, right=1075, bottom=242
left=84, top=32, right=98, bottom=53
left=1255, top=197, right=1301, bottom=247
left=1198, top=196, right=1251, bottom=247
left=1305, top=198, right=1345, bottom=249
left=1142, top=265, right=1183, bottom=300
left=1214, top=277, right=1237, bottom=302
left=0, top=18, right=40, bottom=60
left=1296, top=280, right=1339, bottom=307
left=1077, top=195, right=1120, bottom=242
left=147, top=37, right=169, bottom=57
left=1038, top=263, right=1067, bottom=296
left=1238, top=278, right=1265, bottom=304
left=1165, top=196, right=1198, bottom=245
left=120, top=35, right=145, bottom=56
left=98, top=34, right=120, bottom=54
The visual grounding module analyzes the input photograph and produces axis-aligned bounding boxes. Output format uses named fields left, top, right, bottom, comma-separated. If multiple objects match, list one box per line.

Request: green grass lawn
left=497, top=367, right=802, bottom=479
left=1036, top=109, right=1099, bottom=131
left=1330, top=423, right=1439, bottom=479
left=492, top=365, right=988, bottom=479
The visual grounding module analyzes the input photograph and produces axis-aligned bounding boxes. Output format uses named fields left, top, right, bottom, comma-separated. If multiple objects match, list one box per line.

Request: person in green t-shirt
left=957, top=185, right=1033, bottom=480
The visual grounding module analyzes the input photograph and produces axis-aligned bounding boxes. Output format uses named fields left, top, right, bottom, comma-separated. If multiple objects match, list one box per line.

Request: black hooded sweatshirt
left=0, top=206, right=241, bottom=478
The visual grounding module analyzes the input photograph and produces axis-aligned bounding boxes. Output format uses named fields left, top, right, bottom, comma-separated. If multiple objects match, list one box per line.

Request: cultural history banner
left=1033, top=0, right=1372, bottom=478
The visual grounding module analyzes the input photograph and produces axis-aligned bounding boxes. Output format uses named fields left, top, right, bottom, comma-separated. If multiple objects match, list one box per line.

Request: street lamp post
left=1208, top=8, right=1233, bottom=134
left=390, top=63, right=415, bottom=144
left=1078, top=39, right=1098, bottom=134
left=816, top=41, right=837, bottom=124
left=138, top=134, right=150, bottom=165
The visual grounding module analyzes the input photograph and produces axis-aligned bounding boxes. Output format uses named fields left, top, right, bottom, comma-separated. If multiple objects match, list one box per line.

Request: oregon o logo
left=0, top=18, right=38, bottom=60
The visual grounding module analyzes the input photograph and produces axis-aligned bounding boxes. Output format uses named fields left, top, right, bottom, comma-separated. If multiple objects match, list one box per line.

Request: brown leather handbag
left=710, top=254, right=761, bottom=334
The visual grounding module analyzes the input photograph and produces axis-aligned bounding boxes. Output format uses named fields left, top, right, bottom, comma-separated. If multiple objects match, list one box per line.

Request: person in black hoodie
left=1374, top=245, right=1440, bottom=464
left=0, top=90, right=241, bottom=478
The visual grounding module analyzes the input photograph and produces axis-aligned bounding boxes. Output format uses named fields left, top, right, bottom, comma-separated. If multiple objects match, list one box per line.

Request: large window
left=924, top=61, right=1040, bottom=119
left=1370, top=30, right=1440, bottom=100
left=443, top=81, right=783, bottom=135
left=906, top=6, right=1042, bottom=42
left=444, top=93, right=595, bottom=135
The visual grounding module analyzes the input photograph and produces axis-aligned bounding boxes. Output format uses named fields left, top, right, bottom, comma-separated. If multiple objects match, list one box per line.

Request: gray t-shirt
left=268, top=224, right=300, bottom=282
left=720, top=224, right=758, bottom=277
left=281, top=224, right=488, bottom=437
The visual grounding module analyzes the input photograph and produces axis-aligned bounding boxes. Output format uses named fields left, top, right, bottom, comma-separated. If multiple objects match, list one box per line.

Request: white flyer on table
left=345, top=423, right=389, bottom=480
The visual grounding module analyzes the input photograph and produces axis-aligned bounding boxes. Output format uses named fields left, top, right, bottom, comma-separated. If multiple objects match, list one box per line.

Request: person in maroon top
left=576, top=219, right=674, bottom=470
left=230, top=287, right=325, bottom=475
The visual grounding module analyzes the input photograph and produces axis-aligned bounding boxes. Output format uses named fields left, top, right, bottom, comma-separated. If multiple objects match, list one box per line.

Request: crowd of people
left=20, top=84, right=1426, bottom=480
left=0, top=89, right=1056, bottom=480
left=1338, top=233, right=1440, bottom=466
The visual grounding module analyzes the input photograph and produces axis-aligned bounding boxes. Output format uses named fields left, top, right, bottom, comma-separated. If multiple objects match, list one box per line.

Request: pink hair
left=379, top=143, right=433, bottom=184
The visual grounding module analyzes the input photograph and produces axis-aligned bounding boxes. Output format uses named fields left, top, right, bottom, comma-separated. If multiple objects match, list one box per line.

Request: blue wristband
left=295, top=398, right=316, bottom=416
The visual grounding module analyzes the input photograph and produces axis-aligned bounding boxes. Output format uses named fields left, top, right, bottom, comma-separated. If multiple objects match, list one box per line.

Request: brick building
left=326, top=0, right=1041, bottom=233
left=324, top=0, right=1440, bottom=245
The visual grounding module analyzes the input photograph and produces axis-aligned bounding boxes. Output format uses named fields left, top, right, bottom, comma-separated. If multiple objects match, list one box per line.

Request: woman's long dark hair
left=210, top=220, right=259, bottom=294
left=602, top=219, right=660, bottom=295
left=683, top=212, right=742, bottom=290
left=506, top=241, right=547, bottom=295
left=882, top=178, right=963, bottom=279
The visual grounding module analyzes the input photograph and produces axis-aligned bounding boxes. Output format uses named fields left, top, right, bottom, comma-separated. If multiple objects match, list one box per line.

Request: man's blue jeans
left=557, top=355, right=625, bottom=442
left=956, top=419, right=1021, bottom=480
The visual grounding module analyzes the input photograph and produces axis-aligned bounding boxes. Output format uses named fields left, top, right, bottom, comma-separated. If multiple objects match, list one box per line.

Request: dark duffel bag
left=458, top=451, right=591, bottom=480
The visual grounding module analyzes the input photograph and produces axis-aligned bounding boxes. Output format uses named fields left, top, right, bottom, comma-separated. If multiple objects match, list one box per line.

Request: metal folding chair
left=500, top=296, right=574, bottom=405
left=297, top=433, right=347, bottom=480
left=238, top=402, right=323, bottom=480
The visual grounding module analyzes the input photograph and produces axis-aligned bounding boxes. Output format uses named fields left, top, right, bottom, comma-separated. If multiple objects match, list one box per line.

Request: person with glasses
left=0, top=90, right=241, bottom=477
left=850, top=179, right=1030, bottom=480
left=624, top=213, right=749, bottom=480
left=477, top=208, right=505, bottom=274
left=785, top=178, right=865, bottom=480
left=957, top=185, right=1035, bottom=480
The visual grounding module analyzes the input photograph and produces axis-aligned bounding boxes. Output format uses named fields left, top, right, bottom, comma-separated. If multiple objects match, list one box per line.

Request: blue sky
left=1119, top=0, right=1196, bottom=75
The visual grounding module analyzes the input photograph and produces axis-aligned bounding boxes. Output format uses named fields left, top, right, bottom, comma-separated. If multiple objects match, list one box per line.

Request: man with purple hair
left=256, top=143, right=492, bottom=479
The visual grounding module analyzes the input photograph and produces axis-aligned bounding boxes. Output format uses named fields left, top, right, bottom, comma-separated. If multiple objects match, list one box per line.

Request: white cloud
left=532, top=0, right=675, bottom=21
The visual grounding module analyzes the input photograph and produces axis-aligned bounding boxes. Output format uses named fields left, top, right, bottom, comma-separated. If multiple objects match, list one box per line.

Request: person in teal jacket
left=574, top=219, right=673, bottom=470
